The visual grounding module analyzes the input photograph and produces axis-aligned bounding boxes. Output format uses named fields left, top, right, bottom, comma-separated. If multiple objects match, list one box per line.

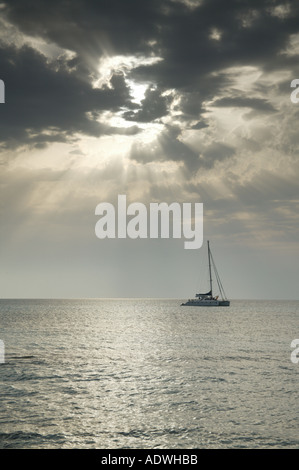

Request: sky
left=0, top=0, right=299, bottom=299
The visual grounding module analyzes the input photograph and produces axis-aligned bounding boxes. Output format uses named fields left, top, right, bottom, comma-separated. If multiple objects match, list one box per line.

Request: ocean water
left=0, top=298, right=298, bottom=449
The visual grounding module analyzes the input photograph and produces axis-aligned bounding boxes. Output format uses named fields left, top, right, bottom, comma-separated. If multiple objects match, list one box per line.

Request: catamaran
left=181, top=240, right=230, bottom=307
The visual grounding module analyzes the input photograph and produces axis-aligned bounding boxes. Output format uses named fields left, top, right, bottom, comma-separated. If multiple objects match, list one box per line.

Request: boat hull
left=181, top=299, right=230, bottom=307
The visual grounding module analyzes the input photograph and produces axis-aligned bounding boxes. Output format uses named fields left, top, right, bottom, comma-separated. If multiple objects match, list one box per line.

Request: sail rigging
left=209, top=245, right=228, bottom=301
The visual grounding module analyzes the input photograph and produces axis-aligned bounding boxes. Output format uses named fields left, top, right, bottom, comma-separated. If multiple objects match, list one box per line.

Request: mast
left=207, top=240, right=212, bottom=296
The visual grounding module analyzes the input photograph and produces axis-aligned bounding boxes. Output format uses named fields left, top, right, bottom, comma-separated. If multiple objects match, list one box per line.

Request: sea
left=0, top=298, right=298, bottom=449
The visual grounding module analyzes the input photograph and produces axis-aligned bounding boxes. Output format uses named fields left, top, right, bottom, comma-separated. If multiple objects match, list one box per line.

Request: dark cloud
left=130, top=124, right=234, bottom=172
left=129, top=0, right=299, bottom=87
left=199, top=142, right=236, bottom=169
left=130, top=124, right=199, bottom=170
left=0, top=42, right=139, bottom=148
left=190, top=121, right=208, bottom=130
left=123, top=86, right=169, bottom=122
left=212, top=97, right=277, bottom=113
left=0, top=0, right=298, bottom=148
left=3, top=0, right=162, bottom=58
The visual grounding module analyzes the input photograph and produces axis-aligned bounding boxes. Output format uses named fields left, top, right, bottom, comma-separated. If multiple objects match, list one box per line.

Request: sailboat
left=181, top=240, right=230, bottom=307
